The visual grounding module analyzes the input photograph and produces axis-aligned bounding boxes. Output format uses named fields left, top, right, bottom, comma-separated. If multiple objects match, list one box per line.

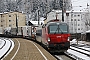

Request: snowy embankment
left=67, top=49, right=90, bottom=60
left=0, top=38, right=14, bottom=59
left=66, top=39, right=90, bottom=60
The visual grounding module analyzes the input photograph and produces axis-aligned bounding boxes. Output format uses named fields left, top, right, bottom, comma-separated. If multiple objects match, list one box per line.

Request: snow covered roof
left=30, top=21, right=44, bottom=25
left=72, top=0, right=90, bottom=11
left=40, top=17, right=46, bottom=21
left=51, top=10, right=72, bottom=13
left=0, top=11, right=25, bottom=15
left=86, top=30, right=90, bottom=33
left=50, top=10, right=86, bottom=13
left=0, top=13, right=3, bottom=14
left=52, top=10, right=62, bottom=13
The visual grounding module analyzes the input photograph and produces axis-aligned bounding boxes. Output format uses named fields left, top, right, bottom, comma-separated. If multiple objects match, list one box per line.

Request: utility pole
left=16, top=14, right=18, bottom=35
left=38, top=10, right=40, bottom=25
left=62, top=0, right=64, bottom=22
left=37, top=0, right=41, bottom=25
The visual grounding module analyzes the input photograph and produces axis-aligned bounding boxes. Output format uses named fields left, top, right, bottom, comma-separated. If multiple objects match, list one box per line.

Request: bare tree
left=84, top=11, right=90, bottom=31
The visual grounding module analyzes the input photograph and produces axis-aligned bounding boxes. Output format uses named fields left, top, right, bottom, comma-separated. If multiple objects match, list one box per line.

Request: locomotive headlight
left=48, top=38, right=50, bottom=42
left=68, top=37, right=70, bottom=41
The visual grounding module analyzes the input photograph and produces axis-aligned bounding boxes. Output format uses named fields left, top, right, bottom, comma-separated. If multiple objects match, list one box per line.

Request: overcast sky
left=71, top=0, right=90, bottom=11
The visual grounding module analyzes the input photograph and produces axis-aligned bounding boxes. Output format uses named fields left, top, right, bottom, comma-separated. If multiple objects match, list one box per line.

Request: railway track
left=31, top=38, right=88, bottom=60
left=66, top=44, right=90, bottom=60
left=54, top=44, right=90, bottom=60
left=55, top=53, right=73, bottom=60
left=0, top=38, right=14, bottom=60
left=1, top=37, right=90, bottom=60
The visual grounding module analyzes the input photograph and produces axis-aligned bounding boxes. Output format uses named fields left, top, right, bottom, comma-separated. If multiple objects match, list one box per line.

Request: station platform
left=1, top=38, right=56, bottom=60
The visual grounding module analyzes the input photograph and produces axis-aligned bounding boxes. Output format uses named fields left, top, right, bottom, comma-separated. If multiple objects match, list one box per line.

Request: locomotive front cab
left=46, top=22, right=70, bottom=52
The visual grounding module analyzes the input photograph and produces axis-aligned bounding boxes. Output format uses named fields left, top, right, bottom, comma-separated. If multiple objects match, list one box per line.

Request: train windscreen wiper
left=54, top=27, right=63, bottom=34
left=58, top=27, right=63, bottom=34
left=54, top=27, right=58, bottom=34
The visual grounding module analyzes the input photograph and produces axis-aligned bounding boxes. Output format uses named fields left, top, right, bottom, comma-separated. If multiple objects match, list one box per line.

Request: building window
left=78, top=15, right=80, bottom=16
left=74, top=19, right=76, bottom=21
left=78, top=24, right=80, bottom=26
left=71, top=14, right=73, bottom=17
left=66, top=13, right=69, bottom=16
left=1, top=25, right=3, bottom=27
left=9, top=15, right=11, bottom=17
left=71, top=19, right=73, bottom=21
left=74, top=15, right=76, bottom=17
left=78, top=19, right=80, bottom=21
left=9, top=20, right=11, bottom=22
left=1, top=15, right=3, bottom=17
left=9, top=25, right=12, bottom=27
left=1, top=20, right=4, bottom=22
left=78, top=28, right=80, bottom=30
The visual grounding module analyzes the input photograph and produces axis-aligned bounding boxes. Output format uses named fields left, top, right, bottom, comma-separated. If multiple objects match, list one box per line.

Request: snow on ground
left=70, top=39, right=90, bottom=52
left=0, top=40, right=11, bottom=58
left=0, top=39, right=5, bottom=48
left=70, top=46, right=90, bottom=55
left=69, top=38, right=90, bottom=60
left=70, top=39, right=77, bottom=45
left=0, top=38, right=14, bottom=59
left=67, top=49, right=90, bottom=60
left=79, top=46, right=90, bottom=51
left=70, top=39, right=87, bottom=45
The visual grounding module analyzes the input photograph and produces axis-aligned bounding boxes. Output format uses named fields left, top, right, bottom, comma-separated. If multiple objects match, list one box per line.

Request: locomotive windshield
left=48, top=23, right=68, bottom=34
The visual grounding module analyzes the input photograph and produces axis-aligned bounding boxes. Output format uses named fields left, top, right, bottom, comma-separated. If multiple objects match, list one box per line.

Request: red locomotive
left=36, top=20, right=70, bottom=52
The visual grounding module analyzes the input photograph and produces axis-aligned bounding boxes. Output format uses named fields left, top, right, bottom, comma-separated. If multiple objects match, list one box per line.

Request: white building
left=70, top=11, right=86, bottom=34
left=46, top=10, right=87, bottom=34
left=47, top=10, right=62, bottom=22
left=30, top=17, right=45, bottom=26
